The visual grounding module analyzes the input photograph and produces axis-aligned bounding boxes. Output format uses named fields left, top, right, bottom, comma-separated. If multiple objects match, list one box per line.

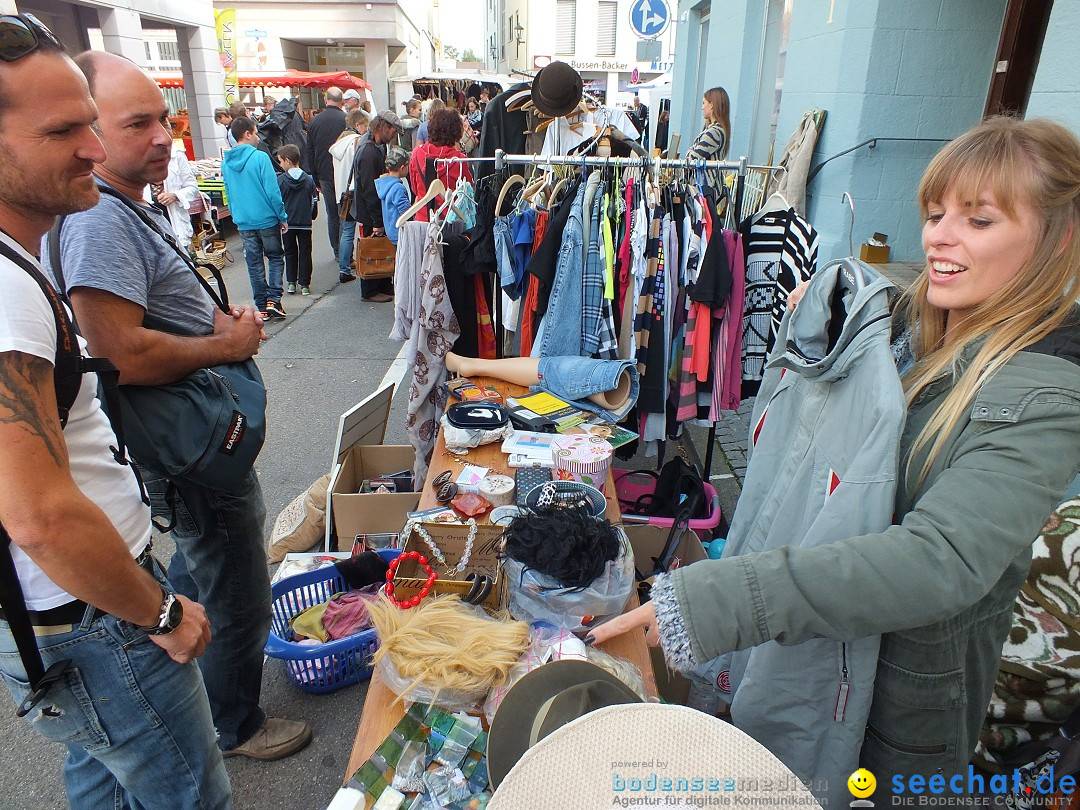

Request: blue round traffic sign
left=629, top=0, right=670, bottom=39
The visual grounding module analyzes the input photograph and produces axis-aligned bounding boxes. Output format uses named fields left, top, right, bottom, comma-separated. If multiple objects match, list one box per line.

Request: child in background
left=276, top=144, right=318, bottom=296
left=375, top=147, right=412, bottom=245
left=221, top=116, right=288, bottom=319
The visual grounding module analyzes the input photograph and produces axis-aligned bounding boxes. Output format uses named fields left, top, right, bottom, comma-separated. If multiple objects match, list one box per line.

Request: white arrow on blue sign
left=629, top=0, right=670, bottom=39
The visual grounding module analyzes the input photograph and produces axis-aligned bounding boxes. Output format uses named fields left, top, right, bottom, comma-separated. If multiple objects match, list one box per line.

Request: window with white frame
left=556, top=0, right=576, bottom=54
left=597, top=1, right=617, bottom=55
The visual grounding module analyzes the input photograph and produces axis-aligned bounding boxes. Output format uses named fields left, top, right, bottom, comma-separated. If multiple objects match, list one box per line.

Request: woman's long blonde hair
left=901, top=116, right=1080, bottom=487
left=704, top=87, right=730, bottom=152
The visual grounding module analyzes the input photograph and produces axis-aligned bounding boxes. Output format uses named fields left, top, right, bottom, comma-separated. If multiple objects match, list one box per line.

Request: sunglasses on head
left=0, top=14, right=62, bottom=63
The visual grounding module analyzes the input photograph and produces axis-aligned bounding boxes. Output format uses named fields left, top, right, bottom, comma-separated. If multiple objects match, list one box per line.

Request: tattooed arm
left=0, top=350, right=170, bottom=629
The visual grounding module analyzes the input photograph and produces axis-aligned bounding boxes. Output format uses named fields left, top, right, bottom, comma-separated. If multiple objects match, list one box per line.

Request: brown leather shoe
left=223, top=717, right=312, bottom=761
left=361, top=292, right=393, bottom=303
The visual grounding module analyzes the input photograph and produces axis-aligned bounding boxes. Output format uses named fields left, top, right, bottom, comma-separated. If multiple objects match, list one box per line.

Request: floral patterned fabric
left=976, top=497, right=1080, bottom=768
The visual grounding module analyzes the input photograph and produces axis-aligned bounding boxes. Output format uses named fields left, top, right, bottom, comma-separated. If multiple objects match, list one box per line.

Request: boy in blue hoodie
left=276, top=144, right=318, bottom=296
left=376, top=147, right=412, bottom=245
left=222, top=116, right=289, bottom=319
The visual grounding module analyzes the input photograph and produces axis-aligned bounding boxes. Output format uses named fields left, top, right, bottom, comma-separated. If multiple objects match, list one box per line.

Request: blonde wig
left=901, top=116, right=1080, bottom=487
left=368, top=594, right=530, bottom=704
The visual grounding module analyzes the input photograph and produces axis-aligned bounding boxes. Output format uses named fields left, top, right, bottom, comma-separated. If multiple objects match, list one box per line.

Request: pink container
left=550, top=435, right=614, bottom=494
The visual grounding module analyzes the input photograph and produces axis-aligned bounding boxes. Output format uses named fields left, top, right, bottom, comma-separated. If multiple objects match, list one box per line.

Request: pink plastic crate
left=613, top=469, right=722, bottom=539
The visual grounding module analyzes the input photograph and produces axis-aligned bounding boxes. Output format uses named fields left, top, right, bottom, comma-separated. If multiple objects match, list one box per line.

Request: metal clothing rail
left=430, top=149, right=786, bottom=487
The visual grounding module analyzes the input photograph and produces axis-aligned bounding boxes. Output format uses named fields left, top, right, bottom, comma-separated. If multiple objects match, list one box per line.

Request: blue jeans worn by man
left=0, top=563, right=232, bottom=809
left=144, top=469, right=271, bottom=751
left=339, top=219, right=356, bottom=277
left=240, top=227, right=285, bottom=313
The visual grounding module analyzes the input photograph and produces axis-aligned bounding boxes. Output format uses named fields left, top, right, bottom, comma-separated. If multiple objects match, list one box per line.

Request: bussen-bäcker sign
left=569, top=60, right=629, bottom=71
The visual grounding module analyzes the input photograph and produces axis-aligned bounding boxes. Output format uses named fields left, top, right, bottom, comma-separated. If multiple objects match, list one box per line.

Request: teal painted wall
left=1026, top=1, right=1080, bottom=135
left=667, top=0, right=1010, bottom=264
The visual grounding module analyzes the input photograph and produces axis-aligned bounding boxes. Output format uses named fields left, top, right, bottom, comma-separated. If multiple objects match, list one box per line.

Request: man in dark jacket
left=350, top=110, right=403, bottom=302
left=305, top=87, right=347, bottom=259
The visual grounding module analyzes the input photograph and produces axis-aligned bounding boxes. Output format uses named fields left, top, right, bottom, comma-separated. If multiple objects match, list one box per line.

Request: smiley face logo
left=848, top=768, right=876, bottom=798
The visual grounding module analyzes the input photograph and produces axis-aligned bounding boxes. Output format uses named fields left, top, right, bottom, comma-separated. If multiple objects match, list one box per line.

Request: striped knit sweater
left=739, top=208, right=819, bottom=396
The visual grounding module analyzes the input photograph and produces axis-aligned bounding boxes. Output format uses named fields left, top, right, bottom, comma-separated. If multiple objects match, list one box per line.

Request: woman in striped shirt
left=687, top=86, right=731, bottom=162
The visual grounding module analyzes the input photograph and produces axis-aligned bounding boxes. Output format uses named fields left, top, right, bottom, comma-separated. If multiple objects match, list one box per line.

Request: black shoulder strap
left=0, top=239, right=83, bottom=428
left=94, top=185, right=231, bottom=314
left=0, top=240, right=82, bottom=715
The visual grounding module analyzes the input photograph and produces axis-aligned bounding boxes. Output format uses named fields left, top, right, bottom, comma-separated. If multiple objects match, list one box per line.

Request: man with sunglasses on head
left=0, top=17, right=230, bottom=808
left=46, top=51, right=312, bottom=763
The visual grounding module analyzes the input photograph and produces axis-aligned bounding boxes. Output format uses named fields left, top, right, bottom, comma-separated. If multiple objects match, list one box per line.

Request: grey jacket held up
left=686, top=258, right=905, bottom=802
left=652, top=295, right=1080, bottom=796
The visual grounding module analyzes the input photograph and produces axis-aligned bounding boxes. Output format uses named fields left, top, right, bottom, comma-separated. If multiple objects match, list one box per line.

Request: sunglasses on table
left=0, top=14, right=63, bottom=63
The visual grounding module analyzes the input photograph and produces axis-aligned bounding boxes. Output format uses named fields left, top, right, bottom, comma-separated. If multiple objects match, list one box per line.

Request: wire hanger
left=749, top=167, right=793, bottom=224
left=841, top=191, right=855, bottom=257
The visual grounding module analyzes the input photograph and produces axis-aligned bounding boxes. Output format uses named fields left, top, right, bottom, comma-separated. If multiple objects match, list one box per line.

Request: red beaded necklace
left=383, top=551, right=438, bottom=609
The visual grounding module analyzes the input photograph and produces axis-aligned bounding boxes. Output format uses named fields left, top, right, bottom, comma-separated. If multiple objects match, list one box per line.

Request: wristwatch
left=138, top=588, right=183, bottom=636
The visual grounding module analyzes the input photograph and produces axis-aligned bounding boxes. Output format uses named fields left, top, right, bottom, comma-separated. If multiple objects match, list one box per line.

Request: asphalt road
left=0, top=221, right=410, bottom=810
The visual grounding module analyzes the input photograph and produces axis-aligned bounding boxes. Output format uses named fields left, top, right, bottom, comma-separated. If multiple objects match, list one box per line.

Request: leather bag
left=354, top=234, right=396, bottom=279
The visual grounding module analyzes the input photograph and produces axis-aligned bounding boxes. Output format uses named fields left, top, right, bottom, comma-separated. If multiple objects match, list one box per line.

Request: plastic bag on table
left=502, top=529, right=635, bottom=633
left=376, top=656, right=486, bottom=714
left=483, top=622, right=587, bottom=724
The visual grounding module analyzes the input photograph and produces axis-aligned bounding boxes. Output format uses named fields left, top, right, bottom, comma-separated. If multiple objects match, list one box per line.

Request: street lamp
left=514, top=20, right=525, bottom=44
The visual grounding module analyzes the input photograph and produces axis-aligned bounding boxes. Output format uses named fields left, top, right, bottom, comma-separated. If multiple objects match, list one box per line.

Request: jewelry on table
left=384, top=551, right=438, bottom=609
left=404, top=518, right=477, bottom=574
left=441, top=451, right=503, bottom=475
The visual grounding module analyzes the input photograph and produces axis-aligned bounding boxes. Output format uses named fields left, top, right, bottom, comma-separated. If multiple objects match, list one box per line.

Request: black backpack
left=620, top=456, right=708, bottom=521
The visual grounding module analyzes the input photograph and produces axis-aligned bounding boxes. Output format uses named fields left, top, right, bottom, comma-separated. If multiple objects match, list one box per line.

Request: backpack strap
left=94, top=185, right=231, bottom=314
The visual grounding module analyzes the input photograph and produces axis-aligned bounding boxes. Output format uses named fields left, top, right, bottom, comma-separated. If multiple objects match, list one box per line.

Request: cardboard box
left=859, top=243, right=891, bottom=264
left=623, top=523, right=709, bottom=579
left=393, top=522, right=506, bottom=609
left=325, top=384, right=417, bottom=550
left=624, top=525, right=710, bottom=705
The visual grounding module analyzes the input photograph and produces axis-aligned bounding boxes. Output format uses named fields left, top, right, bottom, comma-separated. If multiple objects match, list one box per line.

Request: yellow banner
left=214, top=8, right=238, bottom=105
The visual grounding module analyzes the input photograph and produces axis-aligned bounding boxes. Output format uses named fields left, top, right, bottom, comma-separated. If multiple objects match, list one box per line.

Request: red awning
left=153, top=69, right=370, bottom=91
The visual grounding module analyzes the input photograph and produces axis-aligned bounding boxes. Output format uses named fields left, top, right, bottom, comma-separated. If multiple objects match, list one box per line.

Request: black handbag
left=50, top=189, right=267, bottom=495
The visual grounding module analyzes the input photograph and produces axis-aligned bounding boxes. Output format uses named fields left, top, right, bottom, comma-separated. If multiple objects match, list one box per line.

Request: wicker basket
left=193, top=233, right=232, bottom=271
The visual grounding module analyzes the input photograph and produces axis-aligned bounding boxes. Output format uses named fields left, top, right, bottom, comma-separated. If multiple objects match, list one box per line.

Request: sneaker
left=361, top=292, right=393, bottom=303
left=265, top=300, right=287, bottom=319
left=223, top=718, right=312, bottom=761
left=260, top=311, right=270, bottom=322
left=300, top=286, right=311, bottom=296
left=339, top=271, right=356, bottom=283
left=286, top=283, right=297, bottom=295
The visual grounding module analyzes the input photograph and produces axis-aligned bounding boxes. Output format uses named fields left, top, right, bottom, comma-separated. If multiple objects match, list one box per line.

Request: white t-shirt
left=0, top=231, right=149, bottom=609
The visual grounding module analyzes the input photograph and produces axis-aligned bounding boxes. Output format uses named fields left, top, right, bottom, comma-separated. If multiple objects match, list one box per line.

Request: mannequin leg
left=445, top=352, right=632, bottom=413
left=445, top=353, right=541, bottom=386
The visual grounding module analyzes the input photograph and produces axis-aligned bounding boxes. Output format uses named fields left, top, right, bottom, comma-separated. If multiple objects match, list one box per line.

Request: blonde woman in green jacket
left=592, top=117, right=1080, bottom=796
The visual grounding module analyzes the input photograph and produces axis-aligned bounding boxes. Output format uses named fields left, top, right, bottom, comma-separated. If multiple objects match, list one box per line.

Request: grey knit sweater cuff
left=651, top=572, right=698, bottom=672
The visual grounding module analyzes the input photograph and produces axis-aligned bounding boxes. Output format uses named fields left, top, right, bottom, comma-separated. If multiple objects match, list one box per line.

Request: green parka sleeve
left=653, top=352, right=1080, bottom=671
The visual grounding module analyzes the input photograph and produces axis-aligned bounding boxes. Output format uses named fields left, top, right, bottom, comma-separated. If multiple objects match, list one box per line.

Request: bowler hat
left=530, top=61, right=583, bottom=118
left=486, top=660, right=640, bottom=789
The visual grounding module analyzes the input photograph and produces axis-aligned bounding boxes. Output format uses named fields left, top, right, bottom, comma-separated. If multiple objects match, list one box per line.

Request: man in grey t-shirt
left=51, top=51, right=312, bottom=762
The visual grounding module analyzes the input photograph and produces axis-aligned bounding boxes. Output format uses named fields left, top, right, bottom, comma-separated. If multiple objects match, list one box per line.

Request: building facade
left=486, top=0, right=676, bottom=108
left=667, top=0, right=1080, bottom=264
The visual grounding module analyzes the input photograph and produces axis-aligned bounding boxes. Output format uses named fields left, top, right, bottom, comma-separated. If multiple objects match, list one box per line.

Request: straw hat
left=489, top=702, right=823, bottom=810
left=530, top=60, right=583, bottom=118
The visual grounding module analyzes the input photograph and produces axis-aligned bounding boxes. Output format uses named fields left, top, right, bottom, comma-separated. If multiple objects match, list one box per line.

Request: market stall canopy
left=152, top=69, right=370, bottom=91
left=398, top=70, right=519, bottom=88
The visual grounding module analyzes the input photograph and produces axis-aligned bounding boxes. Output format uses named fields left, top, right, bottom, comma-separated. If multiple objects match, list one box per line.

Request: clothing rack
left=431, top=150, right=787, bottom=482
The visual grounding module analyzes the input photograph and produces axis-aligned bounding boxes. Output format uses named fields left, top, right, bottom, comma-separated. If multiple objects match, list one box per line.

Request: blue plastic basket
left=264, top=549, right=399, bottom=694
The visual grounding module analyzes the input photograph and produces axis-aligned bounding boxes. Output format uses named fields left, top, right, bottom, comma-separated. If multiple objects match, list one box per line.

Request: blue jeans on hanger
left=538, top=183, right=587, bottom=359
